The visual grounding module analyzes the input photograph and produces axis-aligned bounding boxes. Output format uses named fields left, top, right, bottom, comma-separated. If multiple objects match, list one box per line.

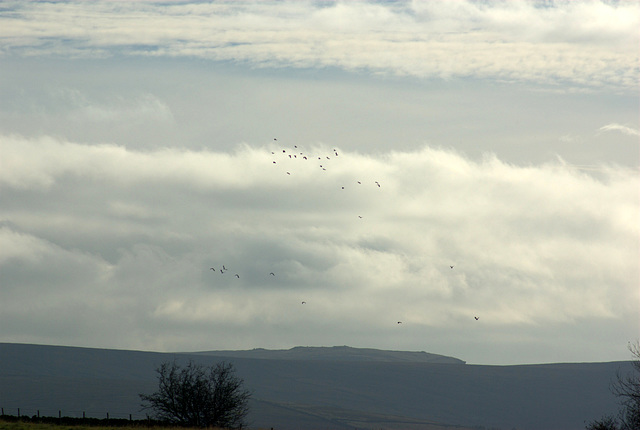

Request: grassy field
left=0, top=421, right=232, bottom=430
left=0, top=422, right=142, bottom=430
left=0, top=418, right=477, bottom=430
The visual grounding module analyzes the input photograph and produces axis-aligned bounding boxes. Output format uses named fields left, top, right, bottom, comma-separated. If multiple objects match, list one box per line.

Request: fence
left=0, top=406, right=150, bottom=422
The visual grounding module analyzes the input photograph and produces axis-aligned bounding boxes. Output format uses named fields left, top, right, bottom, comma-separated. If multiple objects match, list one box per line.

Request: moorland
left=0, top=343, right=630, bottom=430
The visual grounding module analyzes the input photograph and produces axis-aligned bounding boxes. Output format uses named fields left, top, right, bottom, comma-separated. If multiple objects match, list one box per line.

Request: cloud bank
left=1, top=134, right=637, bottom=361
left=1, top=0, right=638, bottom=91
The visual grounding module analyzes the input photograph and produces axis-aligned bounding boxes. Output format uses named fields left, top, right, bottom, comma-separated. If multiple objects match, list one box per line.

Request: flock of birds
left=270, top=138, right=382, bottom=206
left=208, top=138, right=480, bottom=324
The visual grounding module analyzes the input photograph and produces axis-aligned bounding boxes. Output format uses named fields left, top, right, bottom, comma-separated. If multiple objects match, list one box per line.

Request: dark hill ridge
left=191, top=345, right=466, bottom=364
left=0, top=342, right=630, bottom=430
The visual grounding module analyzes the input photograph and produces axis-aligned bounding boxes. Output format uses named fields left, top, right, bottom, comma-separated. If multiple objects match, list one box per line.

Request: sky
left=0, top=0, right=638, bottom=366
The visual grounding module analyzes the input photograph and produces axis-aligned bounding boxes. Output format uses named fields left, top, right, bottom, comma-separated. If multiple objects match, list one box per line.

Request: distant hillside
left=0, top=342, right=629, bottom=430
left=191, top=345, right=466, bottom=364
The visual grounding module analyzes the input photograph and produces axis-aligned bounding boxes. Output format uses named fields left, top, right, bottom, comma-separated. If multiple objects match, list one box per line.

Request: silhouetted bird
left=235, top=274, right=240, bottom=278
left=397, top=321, right=402, bottom=324
left=474, top=316, right=479, bottom=320
left=301, top=301, right=306, bottom=304
left=223, top=265, right=227, bottom=271
left=450, top=266, right=454, bottom=269
left=210, top=268, right=215, bottom=271
left=270, top=272, right=275, bottom=276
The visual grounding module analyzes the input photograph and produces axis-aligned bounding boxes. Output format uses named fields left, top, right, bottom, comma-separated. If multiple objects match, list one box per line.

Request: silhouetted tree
left=613, top=343, right=640, bottom=429
left=586, top=415, right=619, bottom=430
left=140, top=360, right=251, bottom=429
left=586, top=342, right=640, bottom=430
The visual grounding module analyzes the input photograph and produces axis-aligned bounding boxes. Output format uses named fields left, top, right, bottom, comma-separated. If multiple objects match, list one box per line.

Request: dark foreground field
left=0, top=420, right=228, bottom=430
left=0, top=416, right=478, bottom=430
left=0, top=343, right=631, bottom=430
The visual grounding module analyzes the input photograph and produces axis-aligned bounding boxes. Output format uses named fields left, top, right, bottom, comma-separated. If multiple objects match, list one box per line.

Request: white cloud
left=0, top=134, right=637, bottom=359
left=599, top=123, right=640, bottom=137
left=0, top=1, right=638, bottom=363
left=1, top=1, right=637, bottom=91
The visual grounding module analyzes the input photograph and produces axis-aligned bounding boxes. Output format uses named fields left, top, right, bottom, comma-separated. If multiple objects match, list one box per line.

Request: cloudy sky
left=1, top=0, right=638, bottom=365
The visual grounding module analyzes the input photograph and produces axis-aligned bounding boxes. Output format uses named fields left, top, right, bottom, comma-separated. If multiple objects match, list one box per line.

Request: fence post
left=17, top=408, right=20, bottom=418
left=83, top=411, right=85, bottom=419
left=129, top=414, right=132, bottom=421
left=37, top=410, right=40, bottom=418
left=59, top=410, right=61, bottom=419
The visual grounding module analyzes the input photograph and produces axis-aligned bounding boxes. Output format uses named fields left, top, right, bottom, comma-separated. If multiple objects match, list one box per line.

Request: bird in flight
left=301, top=301, right=306, bottom=304
left=450, top=265, right=454, bottom=269
left=210, top=268, right=215, bottom=271
left=223, top=265, right=227, bottom=271
left=235, top=274, right=240, bottom=278
left=397, top=321, right=402, bottom=324
left=270, top=272, right=275, bottom=276
left=474, top=316, right=479, bottom=320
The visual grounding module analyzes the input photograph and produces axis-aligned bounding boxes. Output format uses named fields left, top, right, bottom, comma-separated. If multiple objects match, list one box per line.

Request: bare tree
left=613, top=342, right=640, bottom=430
left=586, top=415, right=619, bottom=430
left=586, top=342, right=640, bottom=430
left=140, top=360, right=251, bottom=428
